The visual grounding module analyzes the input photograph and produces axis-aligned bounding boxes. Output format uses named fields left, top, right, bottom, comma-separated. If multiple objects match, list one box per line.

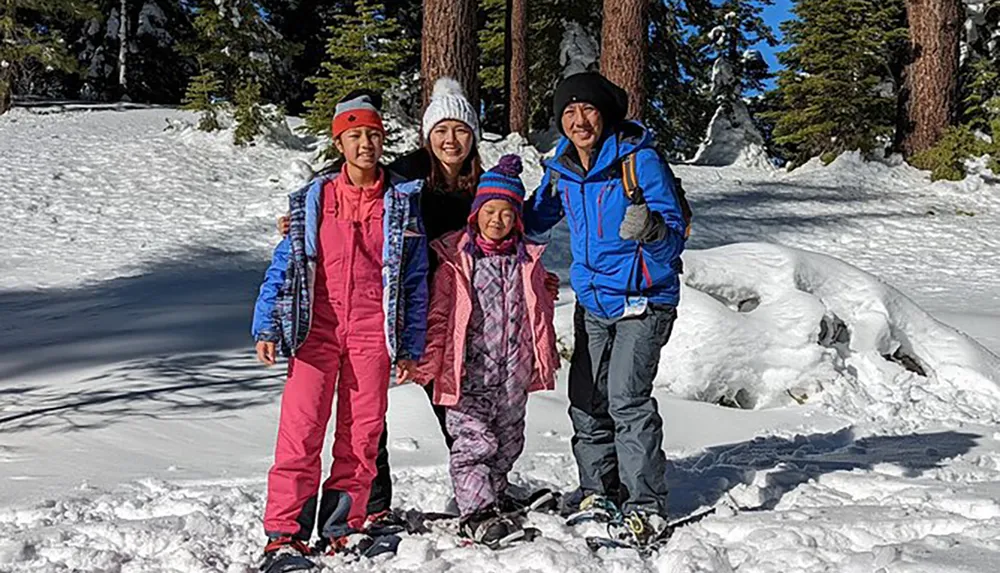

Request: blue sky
left=756, top=0, right=795, bottom=84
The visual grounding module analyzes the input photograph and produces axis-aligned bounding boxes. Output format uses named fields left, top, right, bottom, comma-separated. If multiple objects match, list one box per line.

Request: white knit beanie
left=422, top=77, right=481, bottom=142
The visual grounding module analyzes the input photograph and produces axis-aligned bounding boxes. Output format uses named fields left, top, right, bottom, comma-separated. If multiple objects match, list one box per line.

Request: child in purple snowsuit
left=416, top=155, right=560, bottom=547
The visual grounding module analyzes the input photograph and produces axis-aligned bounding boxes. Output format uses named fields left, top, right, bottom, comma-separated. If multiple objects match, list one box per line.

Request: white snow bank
left=555, top=242, right=1000, bottom=429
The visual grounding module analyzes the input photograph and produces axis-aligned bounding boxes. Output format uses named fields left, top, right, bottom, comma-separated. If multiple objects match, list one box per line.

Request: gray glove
left=619, top=204, right=668, bottom=242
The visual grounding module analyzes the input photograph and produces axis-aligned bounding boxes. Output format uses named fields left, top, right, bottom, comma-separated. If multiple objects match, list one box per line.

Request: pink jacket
left=417, top=231, right=560, bottom=406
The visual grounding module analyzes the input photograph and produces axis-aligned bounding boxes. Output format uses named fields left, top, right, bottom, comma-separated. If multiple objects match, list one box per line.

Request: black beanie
left=552, top=72, right=629, bottom=134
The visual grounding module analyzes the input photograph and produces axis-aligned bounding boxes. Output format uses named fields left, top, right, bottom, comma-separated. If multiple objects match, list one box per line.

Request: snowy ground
left=2, top=107, right=1000, bottom=572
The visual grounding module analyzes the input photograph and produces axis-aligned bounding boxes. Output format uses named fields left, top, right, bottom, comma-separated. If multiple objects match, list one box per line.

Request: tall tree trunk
left=902, top=0, right=961, bottom=156
left=0, top=70, right=11, bottom=115
left=421, top=0, right=478, bottom=112
left=1, top=0, right=14, bottom=115
left=600, top=0, right=647, bottom=120
left=508, top=0, right=528, bottom=136
left=118, top=0, right=128, bottom=98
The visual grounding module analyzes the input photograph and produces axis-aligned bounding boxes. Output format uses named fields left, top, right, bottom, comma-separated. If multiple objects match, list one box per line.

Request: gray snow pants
left=568, top=302, right=676, bottom=516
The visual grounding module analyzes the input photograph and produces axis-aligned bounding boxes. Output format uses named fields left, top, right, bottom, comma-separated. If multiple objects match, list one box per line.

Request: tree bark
left=1, top=0, right=14, bottom=115
left=0, top=71, right=11, bottom=115
left=902, top=0, right=961, bottom=156
left=118, top=0, right=128, bottom=97
left=600, top=0, right=647, bottom=120
left=508, top=0, right=528, bottom=135
left=421, top=0, right=478, bottom=113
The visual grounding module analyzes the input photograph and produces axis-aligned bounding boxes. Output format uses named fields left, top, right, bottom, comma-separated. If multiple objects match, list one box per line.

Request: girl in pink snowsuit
left=417, top=154, right=560, bottom=546
left=251, top=91, right=428, bottom=562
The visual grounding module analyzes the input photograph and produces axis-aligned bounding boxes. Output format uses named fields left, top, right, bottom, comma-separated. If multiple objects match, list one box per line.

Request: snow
left=2, top=107, right=1000, bottom=572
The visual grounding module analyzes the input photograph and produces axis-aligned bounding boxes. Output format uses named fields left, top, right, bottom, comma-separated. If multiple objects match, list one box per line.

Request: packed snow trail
left=2, top=108, right=1000, bottom=572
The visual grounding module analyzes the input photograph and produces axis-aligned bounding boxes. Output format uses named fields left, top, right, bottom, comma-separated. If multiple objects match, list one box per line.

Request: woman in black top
left=367, top=79, right=484, bottom=522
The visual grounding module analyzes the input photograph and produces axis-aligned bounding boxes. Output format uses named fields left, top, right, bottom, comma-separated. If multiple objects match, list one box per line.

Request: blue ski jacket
left=524, top=121, right=686, bottom=319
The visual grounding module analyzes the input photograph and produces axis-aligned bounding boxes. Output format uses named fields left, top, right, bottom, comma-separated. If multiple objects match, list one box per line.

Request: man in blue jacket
left=524, top=72, right=687, bottom=544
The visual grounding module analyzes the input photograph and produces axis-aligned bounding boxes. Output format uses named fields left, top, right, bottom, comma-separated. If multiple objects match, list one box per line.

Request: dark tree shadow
left=0, top=352, right=284, bottom=433
left=665, top=428, right=980, bottom=517
left=0, top=248, right=268, bottom=382
left=0, top=247, right=286, bottom=433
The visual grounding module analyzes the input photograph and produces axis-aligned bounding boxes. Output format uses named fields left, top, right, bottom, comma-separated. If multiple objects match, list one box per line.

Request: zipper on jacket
left=563, top=187, right=575, bottom=229
left=596, top=185, right=605, bottom=239
left=580, top=181, right=590, bottom=268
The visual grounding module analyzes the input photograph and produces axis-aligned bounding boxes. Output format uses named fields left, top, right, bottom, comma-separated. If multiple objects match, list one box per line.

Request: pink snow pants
left=264, top=183, right=389, bottom=540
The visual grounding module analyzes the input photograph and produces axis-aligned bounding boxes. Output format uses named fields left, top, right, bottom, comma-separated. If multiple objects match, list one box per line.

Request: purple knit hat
left=468, top=154, right=526, bottom=224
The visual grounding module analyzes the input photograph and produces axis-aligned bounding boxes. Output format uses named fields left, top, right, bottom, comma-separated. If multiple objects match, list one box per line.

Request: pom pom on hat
left=432, top=77, right=465, bottom=99
left=422, top=77, right=481, bottom=142
left=469, top=154, right=527, bottom=224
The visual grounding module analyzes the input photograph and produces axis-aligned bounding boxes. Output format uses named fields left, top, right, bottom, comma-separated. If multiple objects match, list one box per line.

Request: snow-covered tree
left=0, top=0, right=95, bottom=113
left=74, top=1, right=194, bottom=103
left=691, top=7, right=774, bottom=167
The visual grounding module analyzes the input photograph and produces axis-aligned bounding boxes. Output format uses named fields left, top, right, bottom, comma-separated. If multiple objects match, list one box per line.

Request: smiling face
left=429, top=120, right=474, bottom=168
left=335, top=126, right=384, bottom=170
left=561, top=102, right=604, bottom=155
left=476, top=199, right=518, bottom=241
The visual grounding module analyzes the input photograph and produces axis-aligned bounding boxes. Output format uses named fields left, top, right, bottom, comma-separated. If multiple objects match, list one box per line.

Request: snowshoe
left=317, top=531, right=403, bottom=559
left=395, top=507, right=460, bottom=535
left=585, top=507, right=718, bottom=556
left=363, top=509, right=408, bottom=536
left=500, top=488, right=561, bottom=515
left=607, top=510, right=669, bottom=547
left=565, top=493, right=623, bottom=526
left=259, top=537, right=315, bottom=573
left=459, top=507, right=529, bottom=550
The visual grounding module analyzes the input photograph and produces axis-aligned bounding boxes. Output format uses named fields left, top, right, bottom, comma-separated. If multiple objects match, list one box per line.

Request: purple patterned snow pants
left=447, top=253, right=534, bottom=517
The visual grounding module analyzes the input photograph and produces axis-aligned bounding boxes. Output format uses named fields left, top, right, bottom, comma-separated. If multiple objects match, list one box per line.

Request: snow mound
left=557, top=243, right=1000, bottom=428
left=690, top=101, right=772, bottom=170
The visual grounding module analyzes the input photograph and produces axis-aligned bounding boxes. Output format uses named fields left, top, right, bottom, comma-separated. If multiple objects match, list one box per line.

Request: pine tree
left=766, top=0, right=908, bottom=166
left=303, top=0, right=411, bottom=136
left=0, top=0, right=96, bottom=114
left=479, top=0, right=601, bottom=133
left=690, top=3, right=775, bottom=166
left=704, top=1, right=777, bottom=98
left=69, top=1, right=195, bottom=104
left=182, top=69, right=222, bottom=132
left=233, top=80, right=274, bottom=145
left=645, top=0, right=717, bottom=158
left=479, top=0, right=505, bottom=132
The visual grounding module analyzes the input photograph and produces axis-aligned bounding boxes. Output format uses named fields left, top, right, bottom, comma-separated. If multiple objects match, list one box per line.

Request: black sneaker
left=459, top=507, right=525, bottom=548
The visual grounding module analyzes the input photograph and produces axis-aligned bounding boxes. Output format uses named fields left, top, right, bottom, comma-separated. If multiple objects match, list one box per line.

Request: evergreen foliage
left=645, top=0, right=717, bottom=158
left=478, top=0, right=601, bottom=133
left=303, top=0, right=412, bottom=136
left=0, top=0, right=96, bottom=112
left=182, top=69, right=222, bottom=132
left=233, top=80, right=279, bottom=145
left=766, top=0, right=907, bottom=167
left=909, top=126, right=995, bottom=181
left=181, top=0, right=298, bottom=142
